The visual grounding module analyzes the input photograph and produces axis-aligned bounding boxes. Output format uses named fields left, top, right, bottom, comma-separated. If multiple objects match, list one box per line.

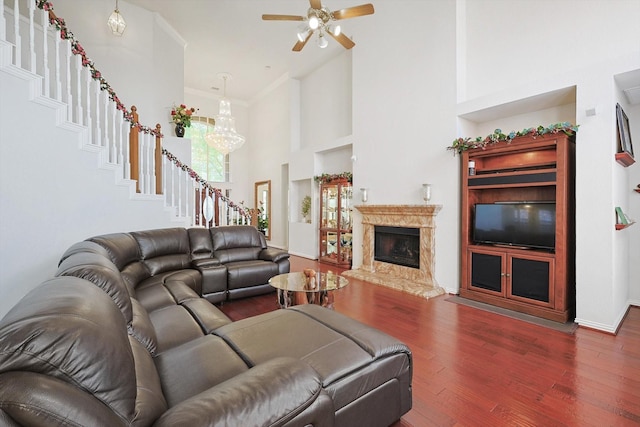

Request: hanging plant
left=447, top=122, right=579, bottom=155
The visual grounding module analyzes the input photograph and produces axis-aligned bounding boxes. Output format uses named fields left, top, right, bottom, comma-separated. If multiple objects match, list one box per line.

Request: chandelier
left=107, top=0, right=126, bottom=36
left=205, top=73, right=245, bottom=155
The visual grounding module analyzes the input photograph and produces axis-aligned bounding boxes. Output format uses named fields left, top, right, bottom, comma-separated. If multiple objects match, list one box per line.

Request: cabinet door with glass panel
left=319, top=179, right=352, bottom=266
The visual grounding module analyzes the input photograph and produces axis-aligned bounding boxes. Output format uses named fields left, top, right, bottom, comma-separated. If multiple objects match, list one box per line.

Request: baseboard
left=575, top=300, right=639, bottom=335
left=288, top=251, right=317, bottom=260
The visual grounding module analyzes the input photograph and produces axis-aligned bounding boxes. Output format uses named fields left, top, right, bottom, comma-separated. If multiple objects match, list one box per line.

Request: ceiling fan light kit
left=262, top=1, right=374, bottom=52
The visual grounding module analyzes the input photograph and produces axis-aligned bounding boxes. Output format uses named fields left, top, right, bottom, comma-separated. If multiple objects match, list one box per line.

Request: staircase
left=0, top=0, right=251, bottom=317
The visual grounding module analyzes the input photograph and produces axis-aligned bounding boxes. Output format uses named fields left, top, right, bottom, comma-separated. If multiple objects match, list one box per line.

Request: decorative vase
left=175, top=123, right=185, bottom=138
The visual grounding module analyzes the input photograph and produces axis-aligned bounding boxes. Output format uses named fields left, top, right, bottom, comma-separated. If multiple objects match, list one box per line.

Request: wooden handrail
left=129, top=106, right=140, bottom=193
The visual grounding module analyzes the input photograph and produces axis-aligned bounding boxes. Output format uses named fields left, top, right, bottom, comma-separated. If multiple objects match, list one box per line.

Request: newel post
left=155, top=123, right=162, bottom=195
left=129, top=106, right=140, bottom=193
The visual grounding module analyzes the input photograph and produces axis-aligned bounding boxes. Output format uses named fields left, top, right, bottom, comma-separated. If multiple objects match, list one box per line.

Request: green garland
left=314, top=172, right=353, bottom=184
left=447, top=122, right=579, bottom=155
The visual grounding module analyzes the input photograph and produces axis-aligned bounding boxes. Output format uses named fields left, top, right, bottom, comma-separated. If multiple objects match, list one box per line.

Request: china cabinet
left=319, top=178, right=352, bottom=266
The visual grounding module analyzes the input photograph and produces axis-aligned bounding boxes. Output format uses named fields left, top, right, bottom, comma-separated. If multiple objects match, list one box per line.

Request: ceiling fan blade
left=292, top=31, right=314, bottom=52
left=329, top=32, right=355, bottom=49
left=262, top=14, right=305, bottom=21
left=332, top=4, right=375, bottom=20
left=309, top=0, right=322, bottom=10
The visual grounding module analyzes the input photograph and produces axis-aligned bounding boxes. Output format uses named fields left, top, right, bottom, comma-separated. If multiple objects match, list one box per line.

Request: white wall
left=463, top=0, right=640, bottom=101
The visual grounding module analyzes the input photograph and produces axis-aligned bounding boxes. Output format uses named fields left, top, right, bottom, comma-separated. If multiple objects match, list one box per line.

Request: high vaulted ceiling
left=125, top=0, right=376, bottom=103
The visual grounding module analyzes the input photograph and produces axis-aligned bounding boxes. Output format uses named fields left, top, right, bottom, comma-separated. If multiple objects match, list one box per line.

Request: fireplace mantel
left=342, top=204, right=445, bottom=299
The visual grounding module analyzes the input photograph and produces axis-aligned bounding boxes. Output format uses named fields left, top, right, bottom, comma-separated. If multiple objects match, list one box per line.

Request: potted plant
left=251, top=201, right=267, bottom=234
left=257, top=208, right=268, bottom=234
left=170, top=103, right=197, bottom=137
left=301, top=195, right=311, bottom=223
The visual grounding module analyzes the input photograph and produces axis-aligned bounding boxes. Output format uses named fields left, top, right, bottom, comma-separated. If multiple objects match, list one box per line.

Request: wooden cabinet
left=459, top=133, right=575, bottom=322
left=319, top=179, right=352, bottom=267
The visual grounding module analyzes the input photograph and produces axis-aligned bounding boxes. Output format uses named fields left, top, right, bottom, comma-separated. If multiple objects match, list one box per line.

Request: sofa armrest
left=259, top=248, right=290, bottom=264
left=0, top=372, right=128, bottom=427
left=191, top=258, right=222, bottom=268
left=191, top=258, right=226, bottom=298
left=153, top=357, right=333, bottom=427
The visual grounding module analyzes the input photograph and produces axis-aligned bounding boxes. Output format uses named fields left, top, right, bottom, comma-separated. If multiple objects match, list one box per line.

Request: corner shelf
left=615, top=222, right=636, bottom=230
left=615, top=152, right=635, bottom=167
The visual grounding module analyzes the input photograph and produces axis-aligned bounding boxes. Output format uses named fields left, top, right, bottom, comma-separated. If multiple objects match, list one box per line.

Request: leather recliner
left=0, top=226, right=413, bottom=426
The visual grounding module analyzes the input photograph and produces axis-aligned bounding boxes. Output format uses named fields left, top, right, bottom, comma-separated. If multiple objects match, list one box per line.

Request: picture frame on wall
left=616, top=103, right=634, bottom=158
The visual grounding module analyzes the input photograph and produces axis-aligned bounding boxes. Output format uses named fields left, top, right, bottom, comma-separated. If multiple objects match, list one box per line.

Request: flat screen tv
left=473, top=202, right=556, bottom=250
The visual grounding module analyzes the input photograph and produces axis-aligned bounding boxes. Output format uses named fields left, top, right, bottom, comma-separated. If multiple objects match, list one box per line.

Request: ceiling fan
left=262, top=0, right=374, bottom=52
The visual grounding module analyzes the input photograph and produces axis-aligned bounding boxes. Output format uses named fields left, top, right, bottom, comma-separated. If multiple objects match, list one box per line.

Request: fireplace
left=342, top=205, right=445, bottom=299
left=374, top=226, right=420, bottom=269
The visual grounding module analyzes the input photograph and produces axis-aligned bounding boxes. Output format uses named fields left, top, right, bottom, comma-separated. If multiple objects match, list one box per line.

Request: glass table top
left=269, top=271, right=348, bottom=293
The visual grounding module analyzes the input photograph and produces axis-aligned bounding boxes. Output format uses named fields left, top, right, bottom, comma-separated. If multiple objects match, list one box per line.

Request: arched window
left=186, top=117, right=229, bottom=182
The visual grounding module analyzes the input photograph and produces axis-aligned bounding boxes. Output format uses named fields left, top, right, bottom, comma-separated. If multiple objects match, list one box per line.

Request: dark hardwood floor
left=218, top=256, right=640, bottom=427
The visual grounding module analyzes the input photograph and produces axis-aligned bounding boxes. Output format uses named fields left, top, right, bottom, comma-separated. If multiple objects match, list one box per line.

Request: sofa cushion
left=181, top=298, right=232, bottom=333
left=134, top=270, right=202, bottom=312
left=226, top=260, right=279, bottom=290
left=210, top=225, right=265, bottom=263
left=129, top=298, right=159, bottom=356
left=56, top=251, right=133, bottom=323
left=132, top=228, right=191, bottom=275
left=214, top=305, right=412, bottom=414
left=88, top=232, right=150, bottom=293
left=154, top=335, right=249, bottom=407
left=0, top=277, right=140, bottom=422
left=58, top=240, right=112, bottom=265
left=152, top=357, right=331, bottom=427
left=0, top=372, right=128, bottom=427
left=188, top=227, right=214, bottom=260
left=148, top=305, right=208, bottom=353
left=88, top=232, right=142, bottom=272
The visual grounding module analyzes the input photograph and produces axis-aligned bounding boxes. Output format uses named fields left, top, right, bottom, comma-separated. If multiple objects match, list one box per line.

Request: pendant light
left=205, top=73, right=246, bottom=155
left=107, top=0, right=126, bottom=36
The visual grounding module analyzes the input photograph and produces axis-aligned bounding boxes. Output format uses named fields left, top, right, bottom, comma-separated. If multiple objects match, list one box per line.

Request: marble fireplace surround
left=342, top=204, right=445, bottom=299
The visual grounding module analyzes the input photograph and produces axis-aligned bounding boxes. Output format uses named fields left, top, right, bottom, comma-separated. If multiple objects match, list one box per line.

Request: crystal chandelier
left=107, top=0, right=126, bottom=36
left=205, top=73, right=245, bottom=155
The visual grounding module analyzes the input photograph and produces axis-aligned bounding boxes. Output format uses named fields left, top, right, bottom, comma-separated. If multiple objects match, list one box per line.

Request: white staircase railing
left=1, top=0, right=252, bottom=227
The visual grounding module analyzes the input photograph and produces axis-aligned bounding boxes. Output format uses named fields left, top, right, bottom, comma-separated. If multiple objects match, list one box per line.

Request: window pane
left=185, top=119, right=228, bottom=182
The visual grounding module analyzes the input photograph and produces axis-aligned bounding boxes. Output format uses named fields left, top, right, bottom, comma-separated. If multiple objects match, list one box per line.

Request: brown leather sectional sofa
left=0, top=226, right=413, bottom=426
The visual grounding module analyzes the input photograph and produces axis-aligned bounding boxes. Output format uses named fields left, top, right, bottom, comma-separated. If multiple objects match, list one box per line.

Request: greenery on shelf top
left=314, top=172, right=353, bottom=184
left=447, top=122, right=579, bottom=155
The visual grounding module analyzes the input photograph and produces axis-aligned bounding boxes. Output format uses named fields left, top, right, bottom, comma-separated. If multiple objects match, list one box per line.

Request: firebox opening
left=374, top=226, right=420, bottom=269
